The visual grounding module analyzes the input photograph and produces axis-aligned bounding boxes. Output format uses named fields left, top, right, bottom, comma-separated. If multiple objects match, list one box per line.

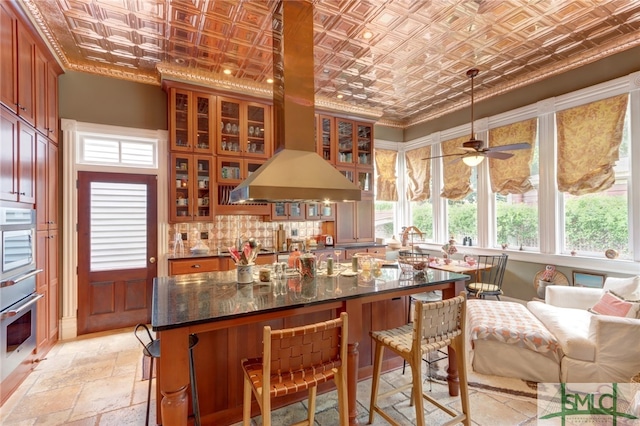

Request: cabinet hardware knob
left=19, top=192, right=26, bottom=195
left=9, top=191, right=17, bottom=194
left=149, top=257, right=156, bottom=264
left=192, top=264, right=201, bottom=268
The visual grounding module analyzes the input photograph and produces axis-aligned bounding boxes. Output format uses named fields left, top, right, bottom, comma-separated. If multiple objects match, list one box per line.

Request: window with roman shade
left=405, top=146, right=431, bottom=201
left=440, top=135, right=472, bottom=200
left=374, top=149, right=398, bottom=201
left=556, top=94, right=628, bottom=195
left=488, top=118, right=537, bottom=195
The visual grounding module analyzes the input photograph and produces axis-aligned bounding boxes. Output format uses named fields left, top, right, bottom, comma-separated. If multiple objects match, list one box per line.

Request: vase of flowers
left=441, top=238, right=458, bottom=264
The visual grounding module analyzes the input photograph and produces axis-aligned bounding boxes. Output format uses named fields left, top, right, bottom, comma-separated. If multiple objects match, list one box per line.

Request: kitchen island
left=152, top=267, right=468, bottom=425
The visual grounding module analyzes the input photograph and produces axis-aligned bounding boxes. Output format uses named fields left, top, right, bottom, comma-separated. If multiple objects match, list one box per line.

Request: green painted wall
left=59, top=70, right=167, bottom=130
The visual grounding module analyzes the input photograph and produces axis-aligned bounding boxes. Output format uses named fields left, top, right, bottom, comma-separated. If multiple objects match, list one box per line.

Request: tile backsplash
left=169, top=216, right=322, bottom=255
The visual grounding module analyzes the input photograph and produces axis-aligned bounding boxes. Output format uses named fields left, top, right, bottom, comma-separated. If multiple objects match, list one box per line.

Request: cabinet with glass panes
left=170, top=154, right=214, bottom=222
left=168, top=87, right=215, bottom=154
left=217, top=97, right=271, bottom=159
left=215, top=156, right=270, bottom=215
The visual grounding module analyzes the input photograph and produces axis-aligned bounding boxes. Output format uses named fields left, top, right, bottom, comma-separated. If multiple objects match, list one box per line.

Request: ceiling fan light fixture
left=462, top=155, right=484, bottom=166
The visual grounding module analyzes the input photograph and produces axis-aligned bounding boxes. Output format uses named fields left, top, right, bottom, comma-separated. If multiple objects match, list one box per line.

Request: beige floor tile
left=3, top=384, right=82, bottom=423
left=68, top=374, right=134, bottom=422
left=97, top=403, right=147, bottom=425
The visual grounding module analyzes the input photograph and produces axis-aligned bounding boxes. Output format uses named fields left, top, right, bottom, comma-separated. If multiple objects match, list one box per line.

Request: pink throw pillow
left=589, top=291, right=640, bottom=318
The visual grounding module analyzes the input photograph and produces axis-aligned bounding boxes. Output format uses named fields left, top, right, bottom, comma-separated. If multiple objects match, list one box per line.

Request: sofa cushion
left=527, top=301, right=595, bottom=362
left=589, top=291, right=640, bottom=318
left=603, top=276, right=640, bottom=300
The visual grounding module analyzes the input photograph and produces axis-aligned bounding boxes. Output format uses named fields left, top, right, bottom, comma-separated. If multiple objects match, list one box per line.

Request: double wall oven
left=0, top=207, right=42, bottom=381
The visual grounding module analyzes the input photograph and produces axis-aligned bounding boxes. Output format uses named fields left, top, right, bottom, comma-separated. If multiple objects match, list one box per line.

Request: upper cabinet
left=1, top=109, right=35, bottom=204
left=217, top=97, right=271, bottom=159
left=169, top=88, right=215, bottom=154
left=170, top=153, right=214, bottom=223
left=317, top=115, right=336, bottom=163
left=34, top=49, right=59, bottom=144
left=1, top=3, right=36, bottom=126
left=334, top=118, right=374, bottom=195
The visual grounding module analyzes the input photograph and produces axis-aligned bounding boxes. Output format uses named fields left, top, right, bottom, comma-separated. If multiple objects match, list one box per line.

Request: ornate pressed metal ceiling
left=20, top=0, right=640, bottom=128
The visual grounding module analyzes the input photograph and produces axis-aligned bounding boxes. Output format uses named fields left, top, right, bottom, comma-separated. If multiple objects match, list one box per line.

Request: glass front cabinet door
left=336, top=119, right=354, bottom=166
left=217, top=97, right=271, bottom=159
left=169, top=88, right=214, bottom=154
left=317, top=115, right=335, bottom=163
left=170, top=154, right=213, bottom=222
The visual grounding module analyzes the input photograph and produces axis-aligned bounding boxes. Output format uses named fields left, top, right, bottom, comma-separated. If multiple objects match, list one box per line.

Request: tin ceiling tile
left=21, top=0, right=640, bottom=127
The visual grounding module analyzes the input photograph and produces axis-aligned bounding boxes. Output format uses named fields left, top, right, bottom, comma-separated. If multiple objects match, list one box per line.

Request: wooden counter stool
left=242, top=312, right=348, bottom=426
left=369, top=293, right=470, bottom=426
left=134, top=324, right=201, bottom=426
left=402, top=290, right=448, bottom=391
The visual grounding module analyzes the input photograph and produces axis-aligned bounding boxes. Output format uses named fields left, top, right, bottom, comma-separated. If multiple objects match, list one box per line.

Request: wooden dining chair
left=241, top=312, right=349, bottom=426
left=369, top=292, right=470, bottom=426
left=465, top=253, right=508, bottom=300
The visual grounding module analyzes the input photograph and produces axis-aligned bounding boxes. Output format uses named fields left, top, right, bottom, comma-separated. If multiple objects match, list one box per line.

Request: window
left=374, top=201, right=396, bottom=240
left=448, top=168, right=477, bottom=244
left=562, top=106, right=631, bottom=259
left=410, top=200, right=433, bottom=242
left=78, top=133, right=158, bottom=168
left=495, top=140, right=540, bottom=250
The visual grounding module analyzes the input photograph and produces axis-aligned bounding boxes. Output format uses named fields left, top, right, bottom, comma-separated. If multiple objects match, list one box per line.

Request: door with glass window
left=77, top=172, right=157, bottom=334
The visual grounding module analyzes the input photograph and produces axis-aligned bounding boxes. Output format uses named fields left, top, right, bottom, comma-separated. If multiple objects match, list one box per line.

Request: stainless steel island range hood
left=229, top=0, right=361, bottom=204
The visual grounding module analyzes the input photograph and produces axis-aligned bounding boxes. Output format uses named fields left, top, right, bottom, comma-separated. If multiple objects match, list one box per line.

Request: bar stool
left=241, top=312, right=348, bottom=426
left=402, top=291, right=448, bottom=391
left=369, top=293, right=470, bottom=426
left=134, top=324, right=201, bottom=426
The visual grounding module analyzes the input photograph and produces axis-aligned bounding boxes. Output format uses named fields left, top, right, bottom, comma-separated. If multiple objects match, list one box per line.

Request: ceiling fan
left=424, top=68, right=530, bottom=166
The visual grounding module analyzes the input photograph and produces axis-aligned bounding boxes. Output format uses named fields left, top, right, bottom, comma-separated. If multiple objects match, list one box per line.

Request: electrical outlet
left=181, top=232, right=187, bottom=240
left=200, top=232, right=208, bottom=240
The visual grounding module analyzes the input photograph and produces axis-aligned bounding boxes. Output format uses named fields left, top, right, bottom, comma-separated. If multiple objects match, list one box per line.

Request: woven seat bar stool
left=134, top=324, right=201, bottom=426
left=402, top=290, right=448, bottom=391
left=242, top=312, right=348, bottom=426
left=369, top=293, right=470, bottom=426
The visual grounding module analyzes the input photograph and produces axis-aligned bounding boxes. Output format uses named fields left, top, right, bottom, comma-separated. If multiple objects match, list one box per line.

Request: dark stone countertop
left=152, top=266, right=468, bottom=331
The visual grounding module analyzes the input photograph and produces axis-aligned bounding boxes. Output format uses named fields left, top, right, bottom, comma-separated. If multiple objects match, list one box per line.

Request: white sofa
left=468, top=275, right=640, bottom=384
left=526, top=276, right=640, bottom=383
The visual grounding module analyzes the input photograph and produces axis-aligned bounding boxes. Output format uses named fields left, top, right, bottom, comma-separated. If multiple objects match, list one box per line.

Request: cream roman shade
left=556, top=94, right=628, bottom=195
left=374, top=149, right=398, bottom=201
left=440, top=135, right=472, bottom=200
left=488, top=118, right=537, bottom=195
left=405, top=146, right=431, bottom=201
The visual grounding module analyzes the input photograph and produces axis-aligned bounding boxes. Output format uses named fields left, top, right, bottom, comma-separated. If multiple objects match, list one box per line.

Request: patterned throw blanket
left=467, top=300, right=563, bottom=363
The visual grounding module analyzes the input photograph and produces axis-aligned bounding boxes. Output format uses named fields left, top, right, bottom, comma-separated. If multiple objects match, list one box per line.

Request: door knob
left=149, top=257, right=156, bottom=264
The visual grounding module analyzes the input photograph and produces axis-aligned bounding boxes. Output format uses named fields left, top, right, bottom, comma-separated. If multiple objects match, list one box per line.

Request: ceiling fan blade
left=486, top=142, right=531, bottom=153
left=485, top=151, right=514, bottom=160
left=421, top=153, right=463, bottom=160
left=459, top=147, right=478, bottom=153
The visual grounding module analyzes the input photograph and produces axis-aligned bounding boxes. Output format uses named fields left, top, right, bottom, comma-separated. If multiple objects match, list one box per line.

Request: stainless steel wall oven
left=0, top=207, right=42, bottom=381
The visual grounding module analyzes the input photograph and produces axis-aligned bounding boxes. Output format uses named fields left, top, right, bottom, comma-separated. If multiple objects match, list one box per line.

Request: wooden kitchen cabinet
left=168, top=87, right=215, bottom=154
left=217, top=97, right=271, bottom=159
left=36, top=134, right=58, bottom=231
left=169, top=257, right=221, bottom=275
left=34, top=49, right=59, bottom=143
left=335, top=197, right=375, bottom=244
left=0, top=3, right=36, bottom=126
left=270, top=202, right=305, bottom=221
left=317, top=114, right=336, bottom=163
left=170, top=154, right=214, bottom=222
left=35, top=227, right=58, bottom=352
left=305, top=202, right=335, bottom=221
left=215, top=157, right=270, bottom=215
left=0, top=109, right=35, bottom=204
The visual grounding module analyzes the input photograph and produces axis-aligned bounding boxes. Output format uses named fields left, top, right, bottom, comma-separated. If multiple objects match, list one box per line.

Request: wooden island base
left=153, top=271, right=467, bottom=425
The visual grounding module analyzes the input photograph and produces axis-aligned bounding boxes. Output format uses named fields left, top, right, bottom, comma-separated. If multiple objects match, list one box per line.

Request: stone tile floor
left=0, top=328, right=538, bottom=425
